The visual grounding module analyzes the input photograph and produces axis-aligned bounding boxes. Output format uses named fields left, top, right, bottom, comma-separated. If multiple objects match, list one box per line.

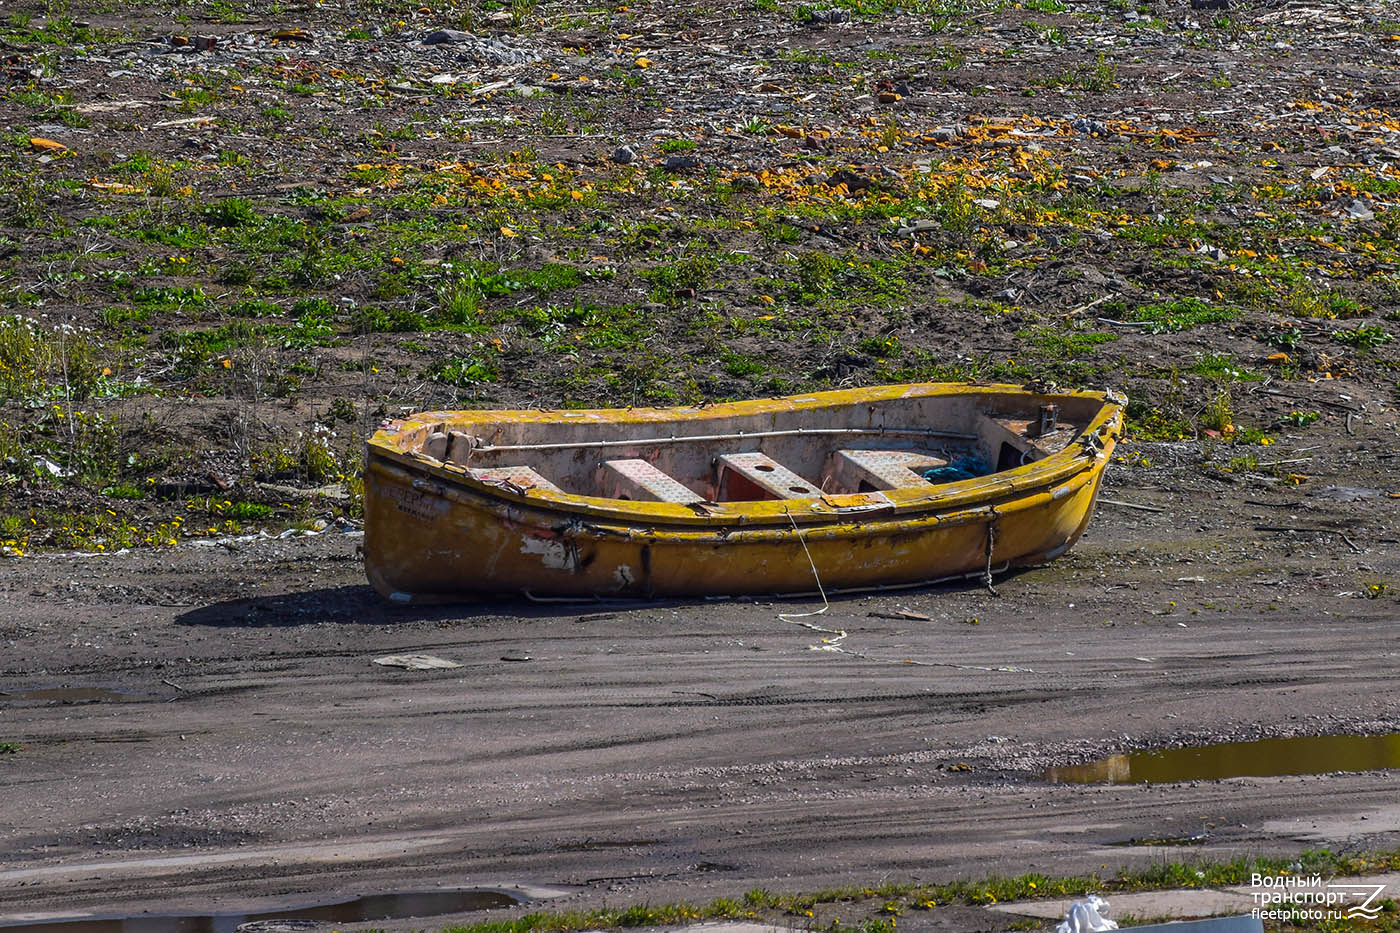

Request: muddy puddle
left=0, top=888, right=522, bottom=933
left=1045, top=733, right=1400, bottom=784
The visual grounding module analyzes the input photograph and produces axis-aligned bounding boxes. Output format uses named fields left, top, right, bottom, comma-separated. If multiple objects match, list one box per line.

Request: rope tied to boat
left=778, top=508, right=847, bottom=650
left=983, top=508, right=1001, bottom=596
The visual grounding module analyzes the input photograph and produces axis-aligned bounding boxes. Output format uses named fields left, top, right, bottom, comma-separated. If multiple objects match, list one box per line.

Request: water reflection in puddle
left=1045, top=733, right=1400, bottom=784
left=0, top=889, right=522, bottom=933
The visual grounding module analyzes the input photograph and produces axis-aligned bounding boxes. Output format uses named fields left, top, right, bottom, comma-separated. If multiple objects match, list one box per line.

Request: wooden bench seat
left=715, top=452, right=822, bottom=501
left=466, top=466, right=562, bottom=494
left=829, top=449, right=945, bottom=491
left=599, top=458, right=703, bottom=504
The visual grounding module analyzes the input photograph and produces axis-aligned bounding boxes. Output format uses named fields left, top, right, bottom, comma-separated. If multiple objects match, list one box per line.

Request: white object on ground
left=1056, top=895, right=1119, bottom=933
left=373, top=654, right=462, bottom=670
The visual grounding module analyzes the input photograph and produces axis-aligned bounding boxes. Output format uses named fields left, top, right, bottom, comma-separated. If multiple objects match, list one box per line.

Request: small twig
left=1252, top=387, right=1358, bottom=413
left=1097, top=318, right=1149, bottom=327
left=162, top=679, right=185, bottom=691
left=1346, top=413, right=1357, bottom=436
left=1099, top=498, right=1167, bottom=513
left=1068, top=292, right=1117, bottom=316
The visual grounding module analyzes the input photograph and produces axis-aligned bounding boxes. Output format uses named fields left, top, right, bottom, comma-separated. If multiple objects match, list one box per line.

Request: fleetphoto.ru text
left=1250, top=873, right=1387, bottom=923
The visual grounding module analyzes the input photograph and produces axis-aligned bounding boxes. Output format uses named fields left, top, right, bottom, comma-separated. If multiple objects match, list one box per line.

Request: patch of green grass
left=0, top=171, right=47, bottom=227
left=0, top=315, right=104, bottom=403
left=658, top=139, right=699, bottom=154
left=1125, top=400, right=1193, bottom=441
left=129, top=284, right=210, bottom=311
left=1129, top=297, right=1237, bottom=333
left=1199, top=387, right=1233, bottom=433
left=1279, top=410, right=1320, bottom=428
left=1032, top=51, right=1118, bottom=92
left=203, top=197, right=261, bottom=228
left=1260, top=326, right=1303, bottom=350
left=1333, top=325, right=1391, bottom=349
left=350, top=307, right=429, bottom=334
left=1021, top=329, right=1118, bottom=356
left=1288, top=285, right=1366, bottom=320
left=222, top=501, right=276, bottom=520
left=720, top=351, right=767, bottom=377
left=437, top=278, right=484, bottom=326
left=104, top=483, right=148, bottom=500
left=430, top=354, right=498, bottom=387
left=162, top=306, right=335, bottom=378
left=4, top=14, right=124, bottom=46
left=642, top=254, right=719, bottom=305
left=0, top=741, right=20, bottom=754
left=1189, top=353, right=1260, bottom=382
left=795, top=250, right=841, bottom=301
left=176, top=87, right=219, bottom=110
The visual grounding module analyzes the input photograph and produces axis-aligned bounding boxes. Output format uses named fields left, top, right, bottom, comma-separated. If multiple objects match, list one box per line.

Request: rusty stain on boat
left=363, top=383, right=1124, bottom=601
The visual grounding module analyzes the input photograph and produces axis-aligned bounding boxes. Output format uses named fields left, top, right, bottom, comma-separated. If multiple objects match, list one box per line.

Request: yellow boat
left=363, top=383, right=1124, bottom=602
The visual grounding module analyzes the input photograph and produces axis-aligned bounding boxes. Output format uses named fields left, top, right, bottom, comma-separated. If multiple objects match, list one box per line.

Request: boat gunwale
left=365, top=383, right=1123, bottom=529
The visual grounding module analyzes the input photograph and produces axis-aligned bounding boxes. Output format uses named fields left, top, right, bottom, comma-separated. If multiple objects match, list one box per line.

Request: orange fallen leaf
left=634, top=57, right=652, bottom=69
left=499, top=226, right=518, bottom=238
left=30, top=137, right=67, bottom=152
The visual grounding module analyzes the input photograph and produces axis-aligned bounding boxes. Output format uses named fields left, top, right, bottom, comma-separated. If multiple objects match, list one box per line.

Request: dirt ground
left=4, top=0, right=1400, bottom=926
left=2, top=426, right=1399, bottom=928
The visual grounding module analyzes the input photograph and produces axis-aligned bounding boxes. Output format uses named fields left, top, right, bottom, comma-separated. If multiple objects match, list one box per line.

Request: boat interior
left=390, top=392, right=1103, bottom=504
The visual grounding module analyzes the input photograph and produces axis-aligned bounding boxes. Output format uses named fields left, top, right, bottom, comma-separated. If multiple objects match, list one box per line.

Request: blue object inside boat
left=922, top=454, right=992, bottom=483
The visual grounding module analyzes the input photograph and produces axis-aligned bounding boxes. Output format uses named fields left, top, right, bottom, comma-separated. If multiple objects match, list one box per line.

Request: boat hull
left=363, top=384, right=1122, bottom=602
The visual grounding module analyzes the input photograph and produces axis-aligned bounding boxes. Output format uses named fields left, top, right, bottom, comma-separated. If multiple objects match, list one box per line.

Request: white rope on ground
left=777, top=509, right=1039, bottom=673
left=777, top=508, right=847, bottom=650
